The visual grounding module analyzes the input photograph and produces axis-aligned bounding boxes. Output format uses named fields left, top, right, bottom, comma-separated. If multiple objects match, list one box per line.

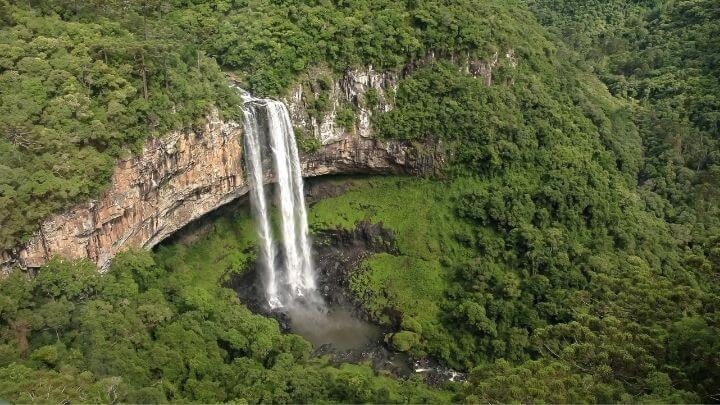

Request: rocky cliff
left=0, top=113, right=246, bottom=272
left=0, top=70, right=445, bottom=272
left=1, top=50, right=522, bottom=273
left=283, top=50, right=516, bottom=146
left=285, top=66, right=398, bottom=144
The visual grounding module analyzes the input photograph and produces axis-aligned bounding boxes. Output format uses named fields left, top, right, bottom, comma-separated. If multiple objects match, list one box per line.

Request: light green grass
left=352, top=253, right=445, bottom=325
left=153, top=207, right=257, bottom=289
left=309, top=176, right=472, bottom=261
left=309, top=176, right=475, bottom=354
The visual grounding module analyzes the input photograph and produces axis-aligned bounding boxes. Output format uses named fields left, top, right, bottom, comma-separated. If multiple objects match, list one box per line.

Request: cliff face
left=2, top=49, right=528, bottom=273
left=0, top=49, right=521, bottom=273
left=0, top=113, right=247, bottom=272
left=285, top=66, right=398, bottom=144
left=0, top=70, right=445, bottom=272
left=286, top=66, right=443, bottom=177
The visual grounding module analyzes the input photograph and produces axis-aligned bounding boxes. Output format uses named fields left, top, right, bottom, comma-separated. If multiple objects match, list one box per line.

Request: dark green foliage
left=521, top=2, right=720, bottom=399
left=2, top=0, right=719, bottom=403
left=0, top=4, right=241, bottom=249
left=309, top=173, right=719, bottom=402
left=0, top=219, right=448, bottom=403
left=157, top=0, right=547, bottom=96
left=294, top=126, right=321, bottom=153
left=335, top=106, right=356, bottom=132
left=528, top=0, right=720, bottom=297
left=305, top=89, right=332, bottom=121
left=309, top=13, right=720, bottom=395
left=363, top=88, right=380, bottom=109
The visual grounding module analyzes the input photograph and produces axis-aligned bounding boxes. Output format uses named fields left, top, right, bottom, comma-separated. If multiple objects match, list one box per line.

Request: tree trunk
left=140, top=52, right=148, bottom=100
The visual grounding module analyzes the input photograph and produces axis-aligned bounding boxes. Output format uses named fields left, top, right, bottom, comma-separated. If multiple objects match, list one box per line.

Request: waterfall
left=240, top=90, right=317, bottom=308
left=241, top=101, right=281, bottom=308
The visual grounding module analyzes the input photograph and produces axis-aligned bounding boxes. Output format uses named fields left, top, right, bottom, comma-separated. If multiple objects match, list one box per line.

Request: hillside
left=0, top=0, right=718, bottom=403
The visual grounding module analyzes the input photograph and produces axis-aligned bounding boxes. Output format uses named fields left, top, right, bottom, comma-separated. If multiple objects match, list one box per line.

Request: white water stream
left=240, top=91, right=316, bottom=308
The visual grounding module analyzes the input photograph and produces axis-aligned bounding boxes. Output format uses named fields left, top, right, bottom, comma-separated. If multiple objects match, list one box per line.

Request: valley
left=0, top=0, right=718, bottom=403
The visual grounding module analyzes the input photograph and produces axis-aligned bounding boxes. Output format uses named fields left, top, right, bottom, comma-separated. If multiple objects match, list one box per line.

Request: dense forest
left=1, top=0, right=719, bottom=403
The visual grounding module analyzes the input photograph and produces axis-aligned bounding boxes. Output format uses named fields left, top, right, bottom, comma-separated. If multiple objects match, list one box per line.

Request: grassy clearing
left=308, top=176, right=473, bottom=356
left=153, top=207, right=257, bottom=290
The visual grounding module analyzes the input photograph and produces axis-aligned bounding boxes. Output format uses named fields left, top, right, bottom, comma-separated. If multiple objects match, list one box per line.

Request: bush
left=335, top=106, right=356, bottom=132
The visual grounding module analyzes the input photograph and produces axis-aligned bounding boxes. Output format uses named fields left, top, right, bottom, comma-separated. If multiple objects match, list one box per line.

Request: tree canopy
left=1, top=0, right=719, bottom=403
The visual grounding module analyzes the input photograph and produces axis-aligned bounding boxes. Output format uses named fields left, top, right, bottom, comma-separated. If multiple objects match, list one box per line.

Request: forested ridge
left=0, top=1, right=241, bottom=249
left=1, top=0, right=719, bottom=403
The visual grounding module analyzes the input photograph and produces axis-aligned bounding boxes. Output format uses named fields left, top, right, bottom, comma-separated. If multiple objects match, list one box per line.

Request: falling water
left=240, top=90, right=317, bottom=308
left=241, top=99, right=281, bottom=308
left=265, top=102, right=316, bottom=295
left=237, top=90, right=389, bottom=354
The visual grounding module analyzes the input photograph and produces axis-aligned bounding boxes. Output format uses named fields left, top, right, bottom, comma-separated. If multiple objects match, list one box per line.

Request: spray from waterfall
left=240, top=90, right=318, bottom=309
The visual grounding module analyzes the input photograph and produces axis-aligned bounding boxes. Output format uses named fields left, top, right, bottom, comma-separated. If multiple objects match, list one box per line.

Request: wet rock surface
left=313, top=221, right=398, bottom=308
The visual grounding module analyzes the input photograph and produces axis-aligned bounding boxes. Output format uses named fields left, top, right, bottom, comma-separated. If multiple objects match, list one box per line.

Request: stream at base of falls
left=287, top=305, right=381, bottom=352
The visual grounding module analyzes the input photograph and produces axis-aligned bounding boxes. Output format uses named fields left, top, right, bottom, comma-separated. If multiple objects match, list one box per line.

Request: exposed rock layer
left=1, top=110, right=444, bottom=273
left=286, top=66, right=397, bottom=144
left=1, top=50, right=525, bottom=273
left=1, top=113, right=246, bottom=272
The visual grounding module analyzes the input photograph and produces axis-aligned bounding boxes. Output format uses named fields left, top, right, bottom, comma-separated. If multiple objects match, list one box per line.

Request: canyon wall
left=1, top=50, right=522, bottom=273
left=0, top=75, right=445, bottom=273
left=0, top=113, right=246, bottom=272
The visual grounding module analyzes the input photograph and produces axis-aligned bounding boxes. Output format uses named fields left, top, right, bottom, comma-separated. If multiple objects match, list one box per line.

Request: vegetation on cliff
left=0, top=0, right=529, bottom=250
left=0, top=3, right=241, bottom=249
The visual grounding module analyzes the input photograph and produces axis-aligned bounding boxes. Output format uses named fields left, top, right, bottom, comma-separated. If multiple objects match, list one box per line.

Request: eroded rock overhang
left=0, top=68, right=445, bottom=272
